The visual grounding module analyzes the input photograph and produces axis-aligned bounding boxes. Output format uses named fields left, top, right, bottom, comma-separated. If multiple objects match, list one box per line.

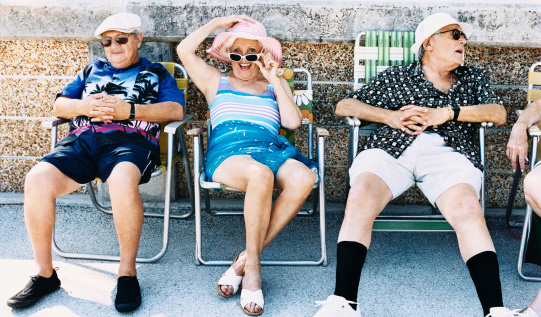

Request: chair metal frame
left=506, top=62, right=541, bottom=227
left=45, top=63, right=193, bottom=262
left=347, top=31, right=492, bottom=232
left=518, top=125, right=541, bottom=281
left=189, top=68, right=328, bottom=266
left=516, top=61, right=541, bottom=281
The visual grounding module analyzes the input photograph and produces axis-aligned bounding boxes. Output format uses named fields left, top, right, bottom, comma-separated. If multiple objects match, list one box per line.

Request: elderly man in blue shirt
left=7, top=12, right=184, bottom=313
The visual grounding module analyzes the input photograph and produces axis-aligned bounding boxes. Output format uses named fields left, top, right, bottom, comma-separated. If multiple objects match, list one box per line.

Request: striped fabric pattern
left=209, top=74, right=280, bottom=134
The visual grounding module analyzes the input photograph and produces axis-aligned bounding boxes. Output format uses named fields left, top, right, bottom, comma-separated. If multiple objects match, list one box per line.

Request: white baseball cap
left=411, top=12, right=473, bottom=55
left=94, top=13, right=141, bottom=39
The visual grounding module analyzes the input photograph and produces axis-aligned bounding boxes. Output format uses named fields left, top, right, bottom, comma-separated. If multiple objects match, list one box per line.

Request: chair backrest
left=158, top=62, right=189, bottom=155
left=353, top=31, right=416, bottom=137
left=528, top=62, right=541, bottom=106
left=524, top=62, right=541, bottom=158
left=354, top=31, right=416, bottom=89
left=205, top=68, right=315, bottom=159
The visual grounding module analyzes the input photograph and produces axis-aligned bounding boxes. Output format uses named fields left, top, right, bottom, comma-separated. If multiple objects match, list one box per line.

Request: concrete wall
left=1, top=1, right=540, bottom=207
left=1, top=1, right=540, bottom=47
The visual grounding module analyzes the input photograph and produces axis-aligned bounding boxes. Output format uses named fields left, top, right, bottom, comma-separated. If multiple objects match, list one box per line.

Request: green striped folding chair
left=347, top=31, right=492, bottom=232
left=188, top=68, right=328, bottom=266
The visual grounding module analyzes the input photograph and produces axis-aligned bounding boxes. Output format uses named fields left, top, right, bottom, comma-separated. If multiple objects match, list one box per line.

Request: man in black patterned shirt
left=314, top=13, right=509, bottom=317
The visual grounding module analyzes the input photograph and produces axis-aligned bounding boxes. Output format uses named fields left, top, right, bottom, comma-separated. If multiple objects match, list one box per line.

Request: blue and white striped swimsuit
left=209, top=74, right=280, bottom=134
left=203, top=74, right=316, bottom=181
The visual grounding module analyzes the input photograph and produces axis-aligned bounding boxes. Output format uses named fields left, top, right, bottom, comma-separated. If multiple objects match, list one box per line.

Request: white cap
left=411, top=12, right=473, bottom=55
left=94, top=13, right=141, bottom=39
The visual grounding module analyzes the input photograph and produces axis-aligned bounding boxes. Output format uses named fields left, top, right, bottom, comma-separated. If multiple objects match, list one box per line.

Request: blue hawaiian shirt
left=57, top=58, right=185, bottom=147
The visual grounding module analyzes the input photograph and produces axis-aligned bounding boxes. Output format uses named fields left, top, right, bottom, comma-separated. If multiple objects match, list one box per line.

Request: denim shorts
left=41, top=131, right=159, bottom=185
left=349, top=132, right=482, bottom=205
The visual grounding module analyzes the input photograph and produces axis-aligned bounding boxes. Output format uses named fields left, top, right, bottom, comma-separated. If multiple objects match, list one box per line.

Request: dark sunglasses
left=100, top=34, right=135, bottom=47
left=229, top=53, right=262, bottom=62
left=433, top=29, right=468, bottom=41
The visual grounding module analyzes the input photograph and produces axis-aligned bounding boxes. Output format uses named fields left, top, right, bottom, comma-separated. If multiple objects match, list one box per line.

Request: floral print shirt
left=57, top=58, right=185, bottom=147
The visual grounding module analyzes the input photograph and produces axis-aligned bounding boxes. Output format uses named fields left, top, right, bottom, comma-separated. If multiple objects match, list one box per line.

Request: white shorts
left=349, top=132, right=483, bottom=205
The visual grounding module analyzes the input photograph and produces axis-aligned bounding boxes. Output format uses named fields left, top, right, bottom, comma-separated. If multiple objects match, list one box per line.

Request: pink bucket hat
left=206, top=21, right=282, bottom=66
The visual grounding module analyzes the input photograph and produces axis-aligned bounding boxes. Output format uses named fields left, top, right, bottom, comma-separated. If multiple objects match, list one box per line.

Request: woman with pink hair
left=177, top=15, right=316, bottom=316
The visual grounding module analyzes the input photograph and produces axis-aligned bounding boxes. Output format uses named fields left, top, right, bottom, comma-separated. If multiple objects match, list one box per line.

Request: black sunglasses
left=433, top=29, right=468, bottom=41
left=229, top=53, right=262, bottom=62
left=100, top=34, right=135, bottom=47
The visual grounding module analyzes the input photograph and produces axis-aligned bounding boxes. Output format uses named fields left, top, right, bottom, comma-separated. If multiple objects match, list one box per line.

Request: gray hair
left=417, top=45, right=425, bottom=61
left=417, top=32, right=440, bottom=61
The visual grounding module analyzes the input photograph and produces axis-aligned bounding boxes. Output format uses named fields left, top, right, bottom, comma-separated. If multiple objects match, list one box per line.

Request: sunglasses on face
left=433, top=29, right=468, bottom=41
left=100, top=34, right=135, bottom=47
left=229, top=52, right=262, bottom=62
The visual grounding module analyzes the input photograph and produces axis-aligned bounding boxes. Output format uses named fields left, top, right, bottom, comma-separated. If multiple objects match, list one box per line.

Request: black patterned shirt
left=345, top=62, right=503, bottom=171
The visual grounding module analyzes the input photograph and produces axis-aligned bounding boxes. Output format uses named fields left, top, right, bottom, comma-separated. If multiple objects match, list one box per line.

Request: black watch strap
left=451, top=104, right=460, bottom=121
left=129, top=103, right=136, bottom=120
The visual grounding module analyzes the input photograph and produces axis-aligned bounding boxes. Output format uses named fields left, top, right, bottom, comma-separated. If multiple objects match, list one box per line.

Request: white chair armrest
left=187, top=127, right=206, bottom=136
left=315, top=127, right=329, bottom=137
left=164, top=114, right=194, bottom=135
left=345, top=116, right=361, bottom=127
left=529, top=124, right=541, bottom=137
left=42, top=117, right=69, bottom=128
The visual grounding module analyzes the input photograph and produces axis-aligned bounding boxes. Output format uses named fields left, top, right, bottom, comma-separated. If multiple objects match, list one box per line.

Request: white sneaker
left=314, top=295, right=361, bottom=317
left=486, top=307, right=526, bottom=317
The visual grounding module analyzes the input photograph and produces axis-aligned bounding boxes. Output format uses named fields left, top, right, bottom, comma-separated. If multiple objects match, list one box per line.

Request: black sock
left=466, top=251, right=503, bottom=315
left=334, top=241, right=367, bottom=310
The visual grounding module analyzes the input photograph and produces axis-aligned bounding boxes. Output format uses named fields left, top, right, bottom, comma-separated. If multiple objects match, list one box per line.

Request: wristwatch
left=451, top=104, right=460, bottom=121
left=129, top=102, right=136, bottom=120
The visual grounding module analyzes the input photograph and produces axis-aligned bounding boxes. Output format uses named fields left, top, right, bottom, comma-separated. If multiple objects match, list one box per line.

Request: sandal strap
left=217, top=267, right=243, bottom=294
left=240, top=289, right=264, bottom=309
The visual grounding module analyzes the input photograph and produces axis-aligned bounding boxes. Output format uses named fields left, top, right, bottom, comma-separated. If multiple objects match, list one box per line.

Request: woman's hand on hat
left=254, top=52, right=279, bottom=82
left=214, top=15, right=256, bottom=30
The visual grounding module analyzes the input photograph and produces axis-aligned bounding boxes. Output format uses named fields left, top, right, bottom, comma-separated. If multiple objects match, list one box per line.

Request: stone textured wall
left=0, top=41, right=87, bottom=192
left=1, top=39, right=539, bottom=208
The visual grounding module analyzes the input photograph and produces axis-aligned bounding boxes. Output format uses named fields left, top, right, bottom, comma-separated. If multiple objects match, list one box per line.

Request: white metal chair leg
left=518, top=204, right=541, bottom=281
left=318, top=134, right=328, bottom=266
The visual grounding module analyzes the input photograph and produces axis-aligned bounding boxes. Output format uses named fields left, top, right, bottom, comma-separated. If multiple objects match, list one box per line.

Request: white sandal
left=216, top=252, right=243, bottom=298
left=240, top=289, right=264, bottom=316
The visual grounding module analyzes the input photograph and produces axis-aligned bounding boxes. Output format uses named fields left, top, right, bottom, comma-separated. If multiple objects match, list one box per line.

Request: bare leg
left=435, top=184, right=495, bottom=262
left=337, top=172, right=392, bottom=246
left=24, top=162, right=80, bottom=277
left=106, top=162, right=143, bottom=277
left=528, top=289, right=541, bottom=314
left=262, top=159, right=315, bottom=248
left=218, top=159, right=315, bottom=296
left=213, top=155, right=274, bottom=314
left=332, top=172, right=392, bottom=306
